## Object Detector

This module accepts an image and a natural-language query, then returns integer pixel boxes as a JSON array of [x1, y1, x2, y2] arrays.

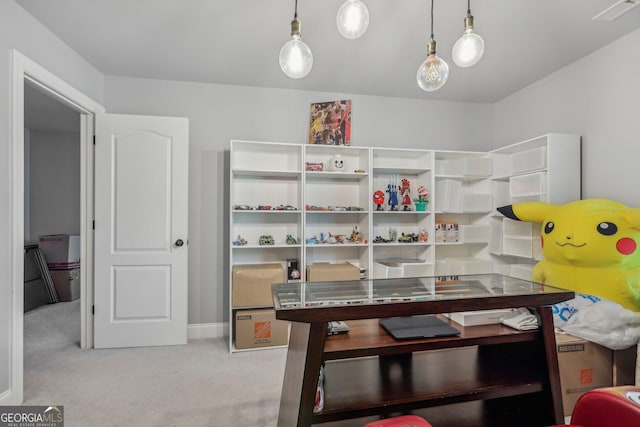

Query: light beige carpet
[[23, 301, 287, 426]]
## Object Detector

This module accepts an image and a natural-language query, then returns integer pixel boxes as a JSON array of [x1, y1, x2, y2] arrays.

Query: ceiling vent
[[593, 0, 640, 21]]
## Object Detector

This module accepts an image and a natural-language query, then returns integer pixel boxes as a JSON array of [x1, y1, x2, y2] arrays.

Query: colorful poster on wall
[[308, 99, 351, 145]]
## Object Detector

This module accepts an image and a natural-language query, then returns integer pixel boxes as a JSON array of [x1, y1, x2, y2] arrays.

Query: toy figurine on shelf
[[388, 227, 397, 242], [258, 235, 274, 245], [400, 178, 412, 211], [413, 185, 429, 211], [350, 225, 362, 243], [373, 190, 385, 211], [232, 235, 248, 246], [419, 228, 428, 242], [386, 174, 399, 211]]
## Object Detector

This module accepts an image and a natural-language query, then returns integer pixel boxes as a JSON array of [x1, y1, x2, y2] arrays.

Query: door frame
[[8, 50, 104, 404]]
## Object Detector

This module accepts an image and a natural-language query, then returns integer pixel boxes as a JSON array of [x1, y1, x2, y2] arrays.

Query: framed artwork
[[309, 99, 351, 145]]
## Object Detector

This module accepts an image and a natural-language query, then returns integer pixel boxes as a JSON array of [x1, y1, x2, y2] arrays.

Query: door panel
[[113, 132, 171, 250], [94, 113, 188, 349]]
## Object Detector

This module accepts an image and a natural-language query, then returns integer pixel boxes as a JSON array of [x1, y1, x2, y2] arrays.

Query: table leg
[[538, 305, 564, 423], [277, 321, 328, 427]]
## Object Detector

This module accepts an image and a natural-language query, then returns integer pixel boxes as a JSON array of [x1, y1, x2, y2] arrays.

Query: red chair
[[364, 415, 432, 427], [551, 386, 640, 427]]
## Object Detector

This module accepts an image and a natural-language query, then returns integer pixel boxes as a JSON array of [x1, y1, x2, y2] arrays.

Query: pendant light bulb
[[417, 1, 448, 92], [417, 39, 449, 92], [279, 3, 313, 79], [452, 2, 485, 67], [336, 0, 369, 40]]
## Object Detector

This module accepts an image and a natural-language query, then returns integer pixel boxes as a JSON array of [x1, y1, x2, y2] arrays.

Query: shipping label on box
[[235, 309, 288, 349], [38, 234, 80, 269]]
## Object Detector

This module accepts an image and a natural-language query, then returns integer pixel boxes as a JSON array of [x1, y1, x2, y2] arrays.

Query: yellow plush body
[[498, 199, 640, 311]]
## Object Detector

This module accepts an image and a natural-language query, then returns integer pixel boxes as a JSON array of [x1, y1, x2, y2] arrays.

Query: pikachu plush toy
[[498, 199, 640, 312]]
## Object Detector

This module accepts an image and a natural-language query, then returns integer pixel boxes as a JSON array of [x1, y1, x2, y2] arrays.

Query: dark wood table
[[273, 274, 574, 427]]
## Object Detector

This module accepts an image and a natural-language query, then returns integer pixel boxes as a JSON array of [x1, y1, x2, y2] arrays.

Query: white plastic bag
[[554, 295, 640, 350]]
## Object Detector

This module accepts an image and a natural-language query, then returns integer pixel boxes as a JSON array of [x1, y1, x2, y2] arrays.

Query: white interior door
[[94, 113, 189, 348]]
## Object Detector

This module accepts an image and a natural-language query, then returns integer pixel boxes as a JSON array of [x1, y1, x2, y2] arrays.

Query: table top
[[272, 274, 574, 323]]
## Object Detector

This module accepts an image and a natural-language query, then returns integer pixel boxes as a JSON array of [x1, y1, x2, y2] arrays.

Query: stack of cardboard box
[[232, 263, 288, 349]]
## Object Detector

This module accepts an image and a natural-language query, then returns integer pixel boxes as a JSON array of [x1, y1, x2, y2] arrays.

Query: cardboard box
[[232, 263, 285, 308], [556, 333, 637, 416], [50, 267, 80, 302], [38, 234, 80, 269], [234, 309, 288, 349], [444, 309, 515, 326], [435, 222, 459, 243], [306, 262, 360, 282]]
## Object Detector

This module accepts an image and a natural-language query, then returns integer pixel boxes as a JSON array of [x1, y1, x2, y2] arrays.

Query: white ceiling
[[16, 0, 640, 104]]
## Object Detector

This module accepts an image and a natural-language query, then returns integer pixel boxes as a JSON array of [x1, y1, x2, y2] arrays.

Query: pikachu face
[[498, 199, 640, 270]]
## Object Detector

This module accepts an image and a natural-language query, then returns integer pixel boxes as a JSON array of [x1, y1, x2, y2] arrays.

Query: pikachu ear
[[497, 202, 558, 223], [619, 208, 640, 230]]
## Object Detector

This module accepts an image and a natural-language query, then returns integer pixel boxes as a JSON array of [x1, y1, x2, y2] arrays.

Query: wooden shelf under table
[[316, 345, 547, 423], [322, 316, 538, 360]]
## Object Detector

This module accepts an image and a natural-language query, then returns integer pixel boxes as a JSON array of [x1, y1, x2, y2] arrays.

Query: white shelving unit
[[229, 140, 303, 352], [370, 148, 434, 278], [489, 133, 581, 279], [433, 150, 493, 276], [228, 134, 581, 350], [303, 145, 370, 272]]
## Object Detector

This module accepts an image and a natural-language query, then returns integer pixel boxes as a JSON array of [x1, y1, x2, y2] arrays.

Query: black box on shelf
[[287, 258, 301, 282]]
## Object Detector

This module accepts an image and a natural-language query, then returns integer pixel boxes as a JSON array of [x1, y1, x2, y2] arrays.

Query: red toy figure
[[373, 190, 385, 211], [400, 178, 412, 211]]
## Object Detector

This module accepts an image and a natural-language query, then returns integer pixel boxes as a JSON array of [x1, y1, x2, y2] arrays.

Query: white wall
[[8, 0, 637, 403], [493, 28, 640, 207], [0, 0, 103, 401], [26, 130, 81, 244], [103, 76, 494, 325]]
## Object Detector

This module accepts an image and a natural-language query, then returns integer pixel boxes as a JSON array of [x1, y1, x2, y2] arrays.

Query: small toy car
[[259, 235, 274, 245], [232, 235, 248, 246], [398, 233, 418, 243], [305, 162, 324, 171]]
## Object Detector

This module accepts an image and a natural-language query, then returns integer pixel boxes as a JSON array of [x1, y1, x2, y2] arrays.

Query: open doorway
[[8, 50, 105, 405], [23, 82, 82, 351]]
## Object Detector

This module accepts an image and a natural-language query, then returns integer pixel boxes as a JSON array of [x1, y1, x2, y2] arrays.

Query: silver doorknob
[[175, 239, 184, 247]]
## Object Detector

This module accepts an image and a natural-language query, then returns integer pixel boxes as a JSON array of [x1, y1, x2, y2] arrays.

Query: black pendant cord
[[467, 0, 471, 15], [430, 0, 434, 40], [294, 0, 298, 19]]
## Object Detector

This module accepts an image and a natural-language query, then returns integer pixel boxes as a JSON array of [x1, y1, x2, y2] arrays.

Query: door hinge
[[92, 305, 95, 315], [92, 220, 95, 230], [93, 135, 96, 145]]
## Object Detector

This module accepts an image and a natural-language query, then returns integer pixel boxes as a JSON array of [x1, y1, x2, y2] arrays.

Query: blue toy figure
[[386, 174, 399, 211]]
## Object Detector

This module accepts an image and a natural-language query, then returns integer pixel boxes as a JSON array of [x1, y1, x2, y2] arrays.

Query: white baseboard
[[0, 388, 17, 405], [188, 322, 228, 339]]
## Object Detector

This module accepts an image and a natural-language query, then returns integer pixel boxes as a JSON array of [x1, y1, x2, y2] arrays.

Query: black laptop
[[379, 315, 460, 340]]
